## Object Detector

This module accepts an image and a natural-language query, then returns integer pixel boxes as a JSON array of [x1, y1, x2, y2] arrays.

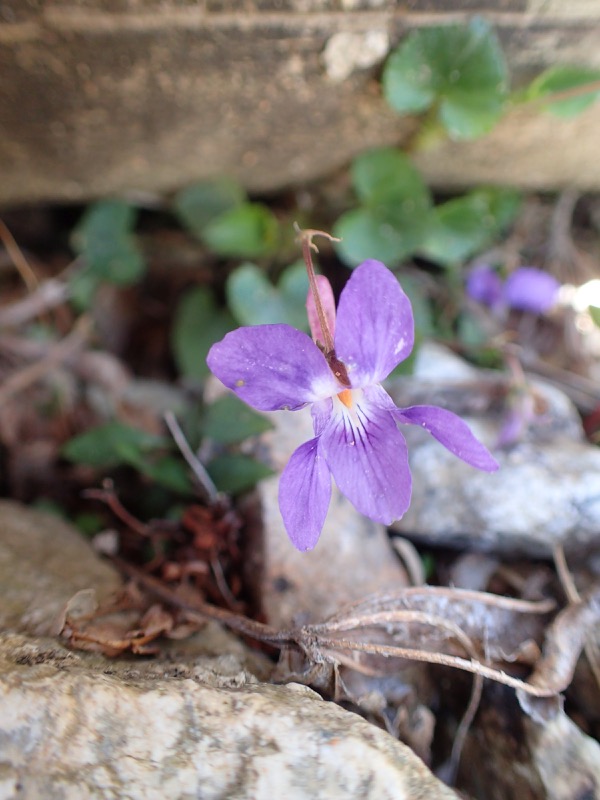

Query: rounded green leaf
[[383, 20, 508, 139], [207, 454, 273, 494], [352, 148, 430, 209], [71, 200, 145, 286], [226, 262, 309, 329], [383, 37, 436, 114], [420, 188, 521, 266], [171, 286, 235, 380], [334, 208, 413, 267], [203, 203, 279, 259], [277, 261, 311, 329], [61, 422, 166, 469], [525, 65, 600, 118], [173, 179, 245, 238], [439, 89, 506, 140], [202, 394, 273, 445]]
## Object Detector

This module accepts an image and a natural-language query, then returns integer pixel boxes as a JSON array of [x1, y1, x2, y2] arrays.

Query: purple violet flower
[[466, 265, 560, 315], [208, 259, 498, 551], [466, 265, 504, 310], [503, 267, 560, 314]]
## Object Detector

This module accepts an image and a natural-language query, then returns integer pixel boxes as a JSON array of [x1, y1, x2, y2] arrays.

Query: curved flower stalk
[[208, 259, 498, 551]]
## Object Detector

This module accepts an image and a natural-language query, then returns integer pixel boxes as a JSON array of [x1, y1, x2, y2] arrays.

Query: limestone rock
[[0, 632, 459, 800], [0, 500, 454, 799], [389, 344, 600, 557], [0, 499, 121, 636]]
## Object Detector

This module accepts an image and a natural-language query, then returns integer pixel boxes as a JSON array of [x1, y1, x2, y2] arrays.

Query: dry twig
[[0, 315, 93, 404]]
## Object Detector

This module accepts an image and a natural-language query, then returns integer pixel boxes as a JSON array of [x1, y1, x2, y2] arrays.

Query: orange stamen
[[338, 388, 353, 409]]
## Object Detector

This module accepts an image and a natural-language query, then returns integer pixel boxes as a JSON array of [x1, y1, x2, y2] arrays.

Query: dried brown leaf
[[524, 585, 600, 694]]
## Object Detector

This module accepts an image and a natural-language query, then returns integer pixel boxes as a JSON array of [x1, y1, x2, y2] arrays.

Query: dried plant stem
[[0, 315, 93, 404], [553, 544, 600, 694], [118, 561, 563, 699], [115, 559, 295, 648], [391, 536, 425, 586], [0, 218, 39, 292], [0, 279, 69, 328], [447, 673, 483, 785], [164, 410, 219, 505], [315, 637, 557, 697], [84, 481, 151, 538]]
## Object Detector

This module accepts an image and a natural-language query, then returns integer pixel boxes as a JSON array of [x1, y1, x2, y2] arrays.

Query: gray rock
[[0, 501, 458, 799], [389, 345, 600, 557], [0, 631, 460, 800], [0, 500, 122, 636]]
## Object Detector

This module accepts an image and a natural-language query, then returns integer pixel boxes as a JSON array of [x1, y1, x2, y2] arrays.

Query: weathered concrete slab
[[1, 1, 600, 205]]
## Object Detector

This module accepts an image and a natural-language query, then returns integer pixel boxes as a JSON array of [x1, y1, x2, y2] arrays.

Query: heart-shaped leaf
[[203, 203, 279, 259], [226, 261, 309, 329], [171, 286, 235, 380], [202, 394, 273, 445], [71, 200, 145, 288], [61, 422, 166, 469], [420, 188, 521, 266], [383, 20, 508, 139], [173, 179, 245, 237]]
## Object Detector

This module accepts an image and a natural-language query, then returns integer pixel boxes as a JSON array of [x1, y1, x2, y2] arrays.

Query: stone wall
[[1, 0, 599, 205]]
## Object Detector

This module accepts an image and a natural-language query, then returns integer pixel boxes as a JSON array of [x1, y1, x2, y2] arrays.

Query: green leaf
[[171, 286, 235, 381], [383, 20, 508, 139], [334, 208, 414, 267], [67, 269, 101, 311], [61, 422, 166, 469], [73, 512, 105, 537], [202, 203, 279, 259], [351, 148, 432, 223], [207, 454, 273, 494], [226, 261, 309, 329], [202, 394, 273, 444], [525, 65, 600, 118], [202, 394, 273, 445], [420, 188, 521, 266], [122, 450, 194, 495], [457, 311, 490, 349], [334, 149, 432, 267], [71, 200, 145, 286], [277, 261, 313, 326], [173, 179, 245, 237]]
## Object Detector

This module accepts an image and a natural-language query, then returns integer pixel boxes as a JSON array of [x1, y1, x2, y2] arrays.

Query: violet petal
[[207, 324, 339, 411], [394, 405, 499, 471], [278, 437, 332, 551], [311, 397, 334, 436], [334, 260, 414, 387], [503, 267, 560, 314], [306, 274, 336, 343], [320, 391, 412, 524]]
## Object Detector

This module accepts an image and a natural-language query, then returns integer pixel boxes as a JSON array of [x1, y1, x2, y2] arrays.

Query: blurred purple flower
[[466, 265, 560, 315], [503, 267, 560, 313], [466, 265, 504, 310], [208, 260, 498, 551]]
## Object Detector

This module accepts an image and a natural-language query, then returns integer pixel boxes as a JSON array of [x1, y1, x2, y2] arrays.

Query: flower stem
[[295, 224, 337, 353], [294, 225, 351, 387]]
